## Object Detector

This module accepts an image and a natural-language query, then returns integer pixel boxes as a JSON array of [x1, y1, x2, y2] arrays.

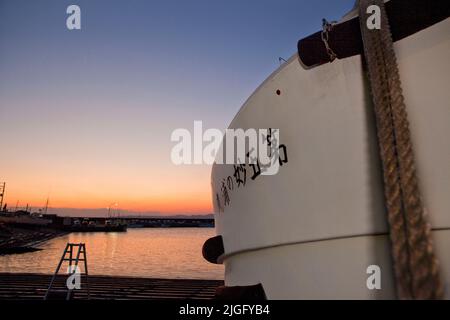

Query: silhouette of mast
[[0, 182, 5, 212], [44, 197, 49, 215]]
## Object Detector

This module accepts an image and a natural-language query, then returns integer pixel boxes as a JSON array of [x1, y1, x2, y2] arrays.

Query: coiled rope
[[358, 0, 443, 299]]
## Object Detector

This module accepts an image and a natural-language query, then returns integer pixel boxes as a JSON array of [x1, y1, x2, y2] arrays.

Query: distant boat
[[68, 218, 127, 232], [68, 223, 127, 233], [204, 0, 450, 299]]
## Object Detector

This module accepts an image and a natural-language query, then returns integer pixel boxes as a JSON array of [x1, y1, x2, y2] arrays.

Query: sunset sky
[[0, 0, 354, 214]]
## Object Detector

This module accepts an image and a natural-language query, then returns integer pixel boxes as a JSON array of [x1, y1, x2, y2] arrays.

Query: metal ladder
[[44, 243, 90, 300]]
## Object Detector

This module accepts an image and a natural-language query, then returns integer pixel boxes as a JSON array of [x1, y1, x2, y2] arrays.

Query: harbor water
[[0, 228, 224, 280]]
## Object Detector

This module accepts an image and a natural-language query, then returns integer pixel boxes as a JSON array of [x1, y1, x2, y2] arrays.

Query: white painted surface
[[211, 18, 450, 298], [224, 230, 450, 299]]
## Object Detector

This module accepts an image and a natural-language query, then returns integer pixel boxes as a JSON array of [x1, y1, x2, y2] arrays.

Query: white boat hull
[[210, 17, 450, 299]]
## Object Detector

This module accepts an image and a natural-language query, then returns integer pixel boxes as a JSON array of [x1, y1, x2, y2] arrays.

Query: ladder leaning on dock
[[44, 243, 90, 300]]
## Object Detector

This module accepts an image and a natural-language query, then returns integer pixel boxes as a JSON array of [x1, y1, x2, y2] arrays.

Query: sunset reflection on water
[[0, 228, 223, 280]]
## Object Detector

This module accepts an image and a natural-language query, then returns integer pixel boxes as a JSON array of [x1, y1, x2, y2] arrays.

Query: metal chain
[[321, 19, 338, 62]]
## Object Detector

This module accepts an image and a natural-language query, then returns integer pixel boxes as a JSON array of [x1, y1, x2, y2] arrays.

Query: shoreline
[[0, 224, 69, 255]]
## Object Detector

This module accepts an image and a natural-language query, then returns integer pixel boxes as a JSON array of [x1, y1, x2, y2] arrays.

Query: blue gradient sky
[[0, 0, 355, 213]]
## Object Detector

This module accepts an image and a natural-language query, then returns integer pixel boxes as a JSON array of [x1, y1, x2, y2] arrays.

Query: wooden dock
[[0, 273, 223, 300]]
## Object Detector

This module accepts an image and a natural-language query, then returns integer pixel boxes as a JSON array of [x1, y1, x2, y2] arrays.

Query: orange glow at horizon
[[0, 49, 223, 216], [3, 183, 213, 214], [1, 158, 214, 214]]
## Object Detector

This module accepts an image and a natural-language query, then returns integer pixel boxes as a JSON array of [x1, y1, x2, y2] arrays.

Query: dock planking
[[0, 273, 223, 300]]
